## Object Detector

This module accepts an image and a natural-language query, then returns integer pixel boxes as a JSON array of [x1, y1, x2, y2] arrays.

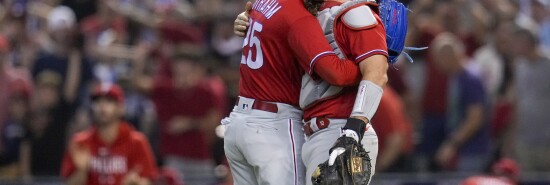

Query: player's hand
[[133, 42, 151, 63], [70, 144, 91, 171], [234, 1, 252, 37], [123, 167, 148, 185], [315, 133, 372, 184], [167, 116, 194, 135], [435, 142, 457, 170], [327, 117, 368, 165], [328, 129, 360, 166]]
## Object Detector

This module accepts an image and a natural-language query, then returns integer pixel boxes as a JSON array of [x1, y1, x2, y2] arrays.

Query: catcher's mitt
[[312, 136, 372, 185], [378, 0, 409, 64], [378, 0, 428, 63]]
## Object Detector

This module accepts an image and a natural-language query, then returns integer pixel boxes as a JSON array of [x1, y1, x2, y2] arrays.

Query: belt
[[236, 98, 279, 113], [304, 117, 331, 136]]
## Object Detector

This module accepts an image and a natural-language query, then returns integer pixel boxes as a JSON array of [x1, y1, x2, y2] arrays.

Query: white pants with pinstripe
[[223, 97, 306, 185]]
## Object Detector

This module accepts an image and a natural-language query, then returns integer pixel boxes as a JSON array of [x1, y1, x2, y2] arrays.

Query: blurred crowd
[[0, 0, 548, 184]]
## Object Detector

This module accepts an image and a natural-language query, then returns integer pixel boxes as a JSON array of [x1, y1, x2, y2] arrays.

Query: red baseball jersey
[[303, 1, 388, 120], [61, 123, 158, 185], [238, 0, 347, 106]]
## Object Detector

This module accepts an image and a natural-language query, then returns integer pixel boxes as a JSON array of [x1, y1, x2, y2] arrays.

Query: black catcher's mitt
[[312, 136, 372, 185]]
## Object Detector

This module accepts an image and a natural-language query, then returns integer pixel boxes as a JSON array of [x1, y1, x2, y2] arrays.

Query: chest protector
[[299, 0, 378, 109]]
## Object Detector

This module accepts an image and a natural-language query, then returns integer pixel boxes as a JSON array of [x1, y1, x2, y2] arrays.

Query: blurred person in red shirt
[[134, 50, 226, 185], [61, 84, 158, 185], [370, 87, 414, 172]]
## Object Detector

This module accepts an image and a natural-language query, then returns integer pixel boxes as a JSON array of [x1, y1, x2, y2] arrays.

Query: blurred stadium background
[[0, 0, 549, 184]]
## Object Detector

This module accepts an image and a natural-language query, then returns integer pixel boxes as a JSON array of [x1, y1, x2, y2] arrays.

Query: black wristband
[[343, 118, 367, 140]]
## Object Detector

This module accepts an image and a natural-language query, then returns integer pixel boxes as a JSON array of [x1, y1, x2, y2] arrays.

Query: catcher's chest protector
[[299, 0, 378, 109]]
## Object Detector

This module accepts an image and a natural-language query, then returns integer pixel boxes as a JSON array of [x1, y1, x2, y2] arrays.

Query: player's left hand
[[435, 142, 457, 169], [234, 1, 252, 37], [312, 132, 372, 185], [328, 129, 360, 165], [167, 117, 194, 135], [123, 167, 149, 185]]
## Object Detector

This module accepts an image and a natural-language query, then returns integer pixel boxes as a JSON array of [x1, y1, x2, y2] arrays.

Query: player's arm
[[234, 11, 362, 86], [125, 134, 158, 185], [340, 7, 389, 140], [63, 142, 91, 185], [287, 16, 362, 86], [342, 55, 388, 137], [131, 43, 154, 94]]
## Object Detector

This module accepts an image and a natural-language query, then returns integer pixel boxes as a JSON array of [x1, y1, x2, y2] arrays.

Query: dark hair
[[304, 0, 325, 16], [514, 28, 539, 47]]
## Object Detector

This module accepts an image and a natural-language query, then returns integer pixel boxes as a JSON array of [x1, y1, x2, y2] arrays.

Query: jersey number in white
[[241, 19, 264, 69]]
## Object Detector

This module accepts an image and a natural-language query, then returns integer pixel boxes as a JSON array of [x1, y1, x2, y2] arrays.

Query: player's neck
[[98, 121, 120, 145]]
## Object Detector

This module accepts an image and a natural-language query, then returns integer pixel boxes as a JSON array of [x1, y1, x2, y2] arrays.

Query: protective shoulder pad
[[341, 5, 377, 30]]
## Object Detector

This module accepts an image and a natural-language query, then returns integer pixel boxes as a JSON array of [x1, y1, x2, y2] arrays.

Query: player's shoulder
[[336, 1, 380, 30], [70, 129, 95, 144], [128, 129, 150, 145], [278, 0, 316, 21]]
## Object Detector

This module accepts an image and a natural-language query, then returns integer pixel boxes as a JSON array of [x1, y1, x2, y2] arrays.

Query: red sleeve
[[287, 16, 362, 86], [60, 150, 76, 179], [337, 11, 388, 63], [132, 134, 158, 179]]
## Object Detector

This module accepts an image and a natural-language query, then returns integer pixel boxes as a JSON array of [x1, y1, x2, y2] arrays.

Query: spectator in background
[[28, 70, 76, 176], [511, 28, 550, 172], [80, 0, 127, 61], [421, 33, 490, 172], [0, 80, 31, 180], [370, 87, 414, 172], [61, 84, 158, 185], [529, 0, 550, 50], [134, 51, 226, 185], [471, 19, 517, 163], [27, 6, 92, 177], [0, 34, 32, 133], [472, 19, 516, 103], [1, 0, 38, 69], [32, 5, 93, 103]]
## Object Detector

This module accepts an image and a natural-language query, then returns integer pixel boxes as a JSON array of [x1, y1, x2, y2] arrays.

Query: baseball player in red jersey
[[235, 0, 390, 184], [222, 0, 371, 184], [61, 84, 157, 185]]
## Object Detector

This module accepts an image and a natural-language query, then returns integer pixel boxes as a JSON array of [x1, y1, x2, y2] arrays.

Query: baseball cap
[[91, 83, 124, 104], [47, 6, 76, 31]]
